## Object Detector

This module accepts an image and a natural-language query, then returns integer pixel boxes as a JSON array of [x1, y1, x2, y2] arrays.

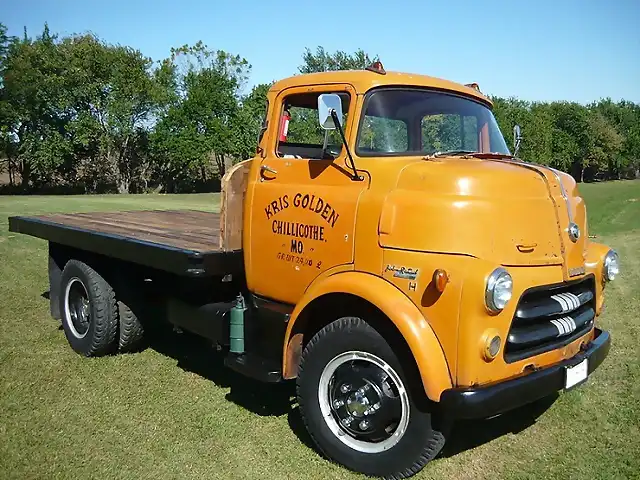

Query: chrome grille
[[505, 277, 596, 363]]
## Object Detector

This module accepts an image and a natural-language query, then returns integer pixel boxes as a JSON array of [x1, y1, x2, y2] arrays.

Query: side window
[[358, 116, 408, 153], [421, 114, 478, 153], [277, 92, 349, 159]]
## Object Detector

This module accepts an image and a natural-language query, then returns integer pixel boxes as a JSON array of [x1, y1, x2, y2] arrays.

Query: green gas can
[[229, 293, 246, 354]]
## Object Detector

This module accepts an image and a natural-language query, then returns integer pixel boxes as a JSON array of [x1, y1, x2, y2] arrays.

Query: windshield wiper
[[426, 150, 476, 159], [426, 150, 515, 160]]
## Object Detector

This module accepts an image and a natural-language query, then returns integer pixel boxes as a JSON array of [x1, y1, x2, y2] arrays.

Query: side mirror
[[318, 94, 343, 130], [513, 124, 523, 157]]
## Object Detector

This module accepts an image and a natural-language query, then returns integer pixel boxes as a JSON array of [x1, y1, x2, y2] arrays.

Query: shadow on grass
[[145, 325, 317, 450], [43, 289, 555, 460], [145, 324, 557, 457], [439, 394, 558, 458]]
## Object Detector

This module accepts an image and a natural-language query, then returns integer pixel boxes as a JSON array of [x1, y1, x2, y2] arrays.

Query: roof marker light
[[365, 61, 386, 75]]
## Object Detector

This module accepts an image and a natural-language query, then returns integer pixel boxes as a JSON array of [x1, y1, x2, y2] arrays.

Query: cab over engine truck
[[9, 62, 617, 479]]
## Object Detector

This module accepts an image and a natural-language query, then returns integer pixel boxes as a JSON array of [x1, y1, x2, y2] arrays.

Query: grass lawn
[[1, 181, 639, 479]]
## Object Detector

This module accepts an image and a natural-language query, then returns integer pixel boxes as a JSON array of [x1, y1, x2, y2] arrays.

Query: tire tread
[[297, 316, 446, 479], [117, 300, 145, 352], [61, 259, 118, 356]]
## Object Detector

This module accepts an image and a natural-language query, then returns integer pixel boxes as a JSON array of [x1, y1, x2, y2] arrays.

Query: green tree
[[291, 47, 379, 147], [0, 23, 17, 184], [592, 98, 640, 179], [299, 46, 377, 73], [151, 66, 241, 191], [1, 26, 172, 192], [0, 24, 71, 188], [169, 41, 250, 97], [234, 82, 271, 159]]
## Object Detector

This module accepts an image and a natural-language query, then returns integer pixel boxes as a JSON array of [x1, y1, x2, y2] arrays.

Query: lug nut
[[340, 384, 351, 393], [333, 399, 344, 409], [359, 419, 370, 430], [357, 384, 370, 395], [341, 416, 353, 426]]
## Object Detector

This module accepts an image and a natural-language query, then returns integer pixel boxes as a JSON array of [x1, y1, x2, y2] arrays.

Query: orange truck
[[9, 62, 617, 479]]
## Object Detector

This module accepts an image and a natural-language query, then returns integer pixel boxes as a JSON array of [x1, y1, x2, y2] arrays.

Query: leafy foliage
[[0, 24, 638, 193], [299, 46, 377, 74], [491, 97, 640, 181]]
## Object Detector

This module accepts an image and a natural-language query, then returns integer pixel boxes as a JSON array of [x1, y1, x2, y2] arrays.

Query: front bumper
[[440, 328, 611, 419]]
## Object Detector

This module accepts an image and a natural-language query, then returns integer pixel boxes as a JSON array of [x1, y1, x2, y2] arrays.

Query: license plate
[[565, 358, 588, 389]]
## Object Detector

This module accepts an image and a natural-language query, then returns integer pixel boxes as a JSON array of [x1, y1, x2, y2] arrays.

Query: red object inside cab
[[279, 109, 291, 142]]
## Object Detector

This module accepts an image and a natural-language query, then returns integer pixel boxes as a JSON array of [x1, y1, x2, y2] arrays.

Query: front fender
[[585, 240, 611, 315], [283, 271, 453, 401]]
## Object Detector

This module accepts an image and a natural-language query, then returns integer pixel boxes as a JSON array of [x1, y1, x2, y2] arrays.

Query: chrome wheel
[[318, 351, 410, 453], [64, 277, 91, 339]]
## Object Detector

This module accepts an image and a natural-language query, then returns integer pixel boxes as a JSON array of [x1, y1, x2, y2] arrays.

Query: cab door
[[245, 84, 368, 305]]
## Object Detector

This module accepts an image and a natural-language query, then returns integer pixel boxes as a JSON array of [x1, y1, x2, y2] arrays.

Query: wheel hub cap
[[346, 388, 370, 417], [64, 277, 91, 339], [318, 351, 410, 453]]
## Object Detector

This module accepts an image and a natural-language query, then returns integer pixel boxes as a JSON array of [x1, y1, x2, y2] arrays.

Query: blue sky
[[3, 0, 639, 103]]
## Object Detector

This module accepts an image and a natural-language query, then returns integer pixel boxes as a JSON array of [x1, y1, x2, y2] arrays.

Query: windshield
[[356, 88, 510, 156]]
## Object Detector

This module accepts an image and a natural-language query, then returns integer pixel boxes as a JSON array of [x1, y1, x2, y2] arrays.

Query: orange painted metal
[[240, 68, 613, 400]]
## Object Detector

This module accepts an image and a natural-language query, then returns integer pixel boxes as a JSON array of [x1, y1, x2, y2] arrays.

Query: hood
[[378, 157, 586, 276]]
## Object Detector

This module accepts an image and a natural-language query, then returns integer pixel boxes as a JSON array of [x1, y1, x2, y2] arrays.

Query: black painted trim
[[9, 215, 243, 277], [516, 290, 594, 320], [250, 293, 294, 316], [48, 244, 62, 320], [239, 293, 292, 373], [440, 328, 611, 419], [224, 352, 282, 382], [507, 306, 595, 352], [504, 275, 596, 363]]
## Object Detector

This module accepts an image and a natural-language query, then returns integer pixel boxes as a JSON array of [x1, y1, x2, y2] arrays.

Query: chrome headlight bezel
[[604, 249, 619, 282], [485, 267, 513, 313]]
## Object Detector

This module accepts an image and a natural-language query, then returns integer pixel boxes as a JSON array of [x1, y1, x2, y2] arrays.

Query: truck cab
[[9, 63, 616, 479]]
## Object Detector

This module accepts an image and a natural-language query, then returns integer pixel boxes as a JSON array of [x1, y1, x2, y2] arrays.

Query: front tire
[[59, 259, 118, 357], [297, 317, 446, 479]]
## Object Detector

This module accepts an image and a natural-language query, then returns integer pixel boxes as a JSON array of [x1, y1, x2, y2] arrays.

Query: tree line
[[1, 23, 638, 194]]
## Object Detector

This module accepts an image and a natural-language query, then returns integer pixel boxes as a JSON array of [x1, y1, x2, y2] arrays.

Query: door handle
[[261, 164, 278, 175]]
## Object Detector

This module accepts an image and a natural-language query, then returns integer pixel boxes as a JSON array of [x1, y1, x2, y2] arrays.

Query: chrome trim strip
[[546, 167, 574, 224]]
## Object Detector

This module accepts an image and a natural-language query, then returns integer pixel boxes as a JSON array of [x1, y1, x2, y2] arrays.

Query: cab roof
[[268, 69, 491, 106]]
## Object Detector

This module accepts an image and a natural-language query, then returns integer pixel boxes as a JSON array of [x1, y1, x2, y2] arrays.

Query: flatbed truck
[[9, 62, 616, 479]]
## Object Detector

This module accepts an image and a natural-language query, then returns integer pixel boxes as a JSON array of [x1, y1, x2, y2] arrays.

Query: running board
[[224, 352, 282, 383]]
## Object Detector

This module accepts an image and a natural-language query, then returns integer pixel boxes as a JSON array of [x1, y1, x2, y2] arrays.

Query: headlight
[[485, 267, 513, 313], [604, 249, 619, 281]]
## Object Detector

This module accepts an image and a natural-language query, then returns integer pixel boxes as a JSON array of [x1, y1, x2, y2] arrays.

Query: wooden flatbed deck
[[8, 210, 243, 277]]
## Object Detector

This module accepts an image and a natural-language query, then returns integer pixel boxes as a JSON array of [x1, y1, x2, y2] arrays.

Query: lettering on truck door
[[247, 84, 368, 304]]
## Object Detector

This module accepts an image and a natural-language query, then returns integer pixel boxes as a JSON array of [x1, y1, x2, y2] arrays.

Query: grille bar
[[515, 290, 593, 320], [505, 276, 595, 363], [508, 306, 595, 350]]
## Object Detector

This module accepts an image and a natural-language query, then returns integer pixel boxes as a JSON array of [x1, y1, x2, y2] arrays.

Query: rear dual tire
[[297, 316, 446, 479], [59, 259, 144, 356]]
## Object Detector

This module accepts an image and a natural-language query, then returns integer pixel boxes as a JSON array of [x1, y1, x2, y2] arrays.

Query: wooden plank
[[8, 214, 244, 277], [219, 160, 251, 251], [54, 213, 218, 244], [29, 210, 222, 253]]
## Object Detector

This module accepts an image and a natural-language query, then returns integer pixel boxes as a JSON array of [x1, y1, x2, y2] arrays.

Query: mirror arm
[[330, 109, 362, 181]]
